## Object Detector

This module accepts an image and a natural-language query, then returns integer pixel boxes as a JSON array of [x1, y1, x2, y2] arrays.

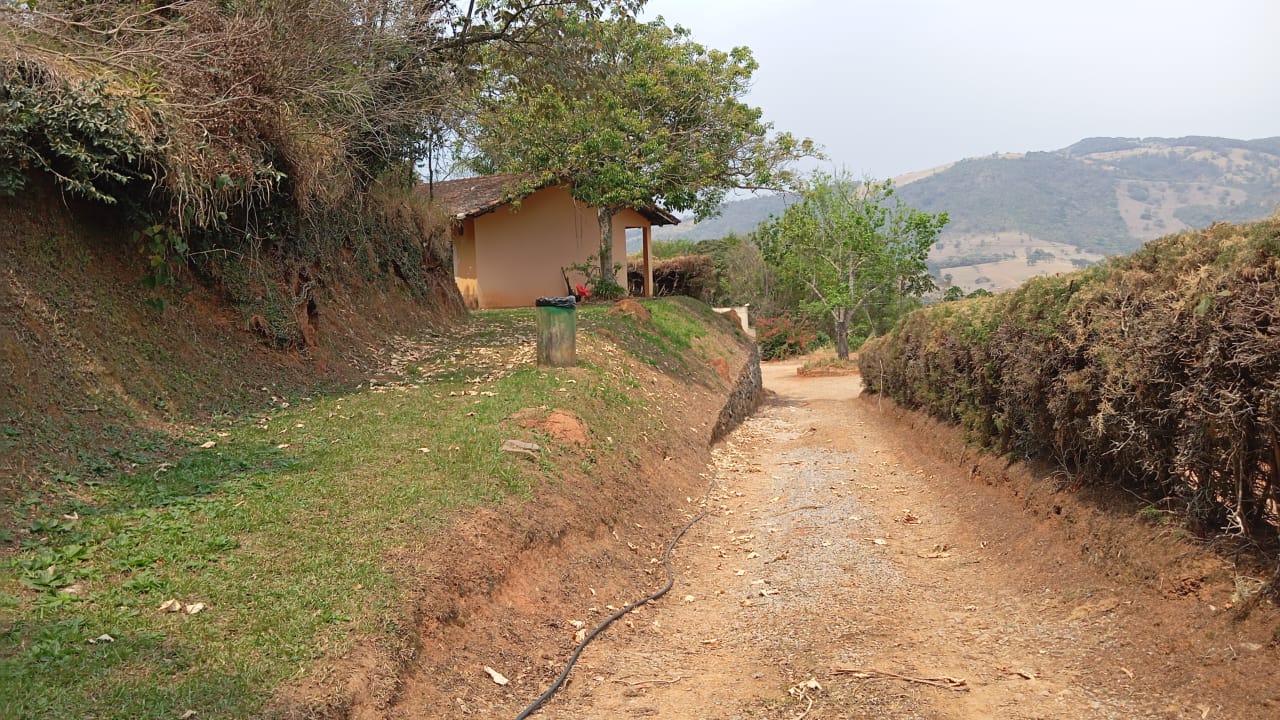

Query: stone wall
[[712, 346, 763, 442]]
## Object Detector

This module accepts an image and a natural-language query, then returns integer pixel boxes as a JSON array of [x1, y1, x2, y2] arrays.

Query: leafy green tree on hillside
[[648, 238, 703, 260], [758, 172, 948, 359], [464, 16, 814, 293]]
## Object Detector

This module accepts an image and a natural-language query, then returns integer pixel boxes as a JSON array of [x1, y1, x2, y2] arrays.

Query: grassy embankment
[[1, 298, 746, 720], [861, 218, 1280, 550]]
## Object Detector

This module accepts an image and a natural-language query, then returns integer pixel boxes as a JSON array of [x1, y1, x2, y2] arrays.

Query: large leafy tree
[[758, 172, 948, 359], [464, 16, 813, 290]]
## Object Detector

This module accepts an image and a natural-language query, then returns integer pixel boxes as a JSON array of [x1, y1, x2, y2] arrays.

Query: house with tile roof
[[422, 173, 679, 309]]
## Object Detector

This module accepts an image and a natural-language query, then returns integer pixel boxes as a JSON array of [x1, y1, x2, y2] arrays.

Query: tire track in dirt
[[523, 361, 1278, 719]]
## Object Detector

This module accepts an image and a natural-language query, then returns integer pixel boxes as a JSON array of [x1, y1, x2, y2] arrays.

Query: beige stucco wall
[[464, 185, 652, 309], [614, 208, 650, 248]]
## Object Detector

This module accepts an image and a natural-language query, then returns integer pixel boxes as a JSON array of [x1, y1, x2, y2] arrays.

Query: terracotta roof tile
[[417, 173, 543, 219], [418, 174, 679, 226]]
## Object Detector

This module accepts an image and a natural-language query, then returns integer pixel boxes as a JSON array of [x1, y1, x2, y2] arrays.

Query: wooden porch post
[[642, 225, 654, 298]]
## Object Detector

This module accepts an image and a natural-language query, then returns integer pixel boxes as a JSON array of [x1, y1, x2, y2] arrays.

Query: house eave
[[638, 206, 681, 226]]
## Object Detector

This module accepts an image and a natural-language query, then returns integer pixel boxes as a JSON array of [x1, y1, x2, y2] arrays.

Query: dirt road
[[519, 361, 1278, 719]]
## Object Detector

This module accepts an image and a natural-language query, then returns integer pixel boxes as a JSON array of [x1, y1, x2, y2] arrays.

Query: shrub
[[649, 238, 701, 259], [797, 356, 858, 376], [860, 218, 1280, 546], [566, 254, 625, 300], [626, 254, 717, 302], [0, 66, 158, 203], [1, 1, 498, 230], [1025, 248, 1056, 265], [756, 315, 820, 360]]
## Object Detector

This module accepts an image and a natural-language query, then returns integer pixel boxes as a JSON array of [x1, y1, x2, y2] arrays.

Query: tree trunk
[[834, 309, 850, 360], [597, 205, 616, 291]]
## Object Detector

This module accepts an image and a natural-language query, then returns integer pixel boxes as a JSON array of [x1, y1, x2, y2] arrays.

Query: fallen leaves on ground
[[788, 677, 823, 698], [919, 543, 952, 559], [1066, 596, 1121, 621], [834, 667, 969, 692], [158, 599, 208, 615]]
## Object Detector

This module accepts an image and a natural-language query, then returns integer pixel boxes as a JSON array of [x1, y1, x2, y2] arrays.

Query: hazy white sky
[[641, 0, 1280, 179]]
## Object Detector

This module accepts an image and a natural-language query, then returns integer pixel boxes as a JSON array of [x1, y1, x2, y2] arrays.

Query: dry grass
[[933, 232, 1106, 292], [4, 1, 466, 229], [796, 356, 859, 377]]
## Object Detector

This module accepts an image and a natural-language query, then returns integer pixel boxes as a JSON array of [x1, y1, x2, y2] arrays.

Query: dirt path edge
[[269, 351, 763, 719], [861, 394, 1244, 595]]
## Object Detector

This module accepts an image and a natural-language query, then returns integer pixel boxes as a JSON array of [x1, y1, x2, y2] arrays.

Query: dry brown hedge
[[627, 254, 717, 302], [860, 218, 1280, 543]]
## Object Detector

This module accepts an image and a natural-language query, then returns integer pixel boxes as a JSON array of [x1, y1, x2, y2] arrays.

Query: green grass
[[0, 299, 735, 720], [575, 297, 729, 382], [645, 299, 707, 350]]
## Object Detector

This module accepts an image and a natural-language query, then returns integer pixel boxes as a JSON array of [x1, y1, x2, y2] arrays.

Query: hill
[[900, 136, 1280, 253], [648, 192, 795, 244], [654, 136, 1280, 291]]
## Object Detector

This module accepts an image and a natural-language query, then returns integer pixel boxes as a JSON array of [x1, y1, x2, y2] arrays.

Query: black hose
[[513, 481, 715, 719]]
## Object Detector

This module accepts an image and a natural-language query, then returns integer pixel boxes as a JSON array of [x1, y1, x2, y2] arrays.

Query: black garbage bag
[[535, 296, 577, 309]]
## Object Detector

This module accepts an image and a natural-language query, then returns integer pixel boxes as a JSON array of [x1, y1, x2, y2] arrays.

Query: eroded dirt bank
[[407, 360, 1280, 719]]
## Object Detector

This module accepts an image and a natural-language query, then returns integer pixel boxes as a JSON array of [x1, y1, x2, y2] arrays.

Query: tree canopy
[[463, 15, 814, 289], [758, 172, 948, 359], [2, 1, 813, 315]]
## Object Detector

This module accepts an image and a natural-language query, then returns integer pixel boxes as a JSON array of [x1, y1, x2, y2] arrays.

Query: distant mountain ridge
[[899, 135, 1280, 256], [656, 136, 1280, 255], [651, 192, 794, 243]]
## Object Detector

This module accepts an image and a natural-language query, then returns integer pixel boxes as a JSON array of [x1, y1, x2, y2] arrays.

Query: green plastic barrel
[[535, 296, 576, 367]]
